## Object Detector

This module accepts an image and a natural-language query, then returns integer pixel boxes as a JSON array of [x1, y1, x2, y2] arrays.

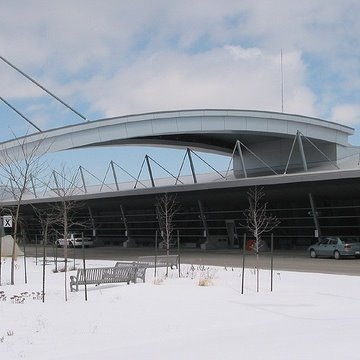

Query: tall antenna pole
[[281, 49, 284, 113], [0, 55, 87, 121]]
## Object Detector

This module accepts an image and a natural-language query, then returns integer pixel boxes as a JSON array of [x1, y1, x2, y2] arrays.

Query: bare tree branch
[[156, 193, 179, 275], [48, 165, 91, 301], [0, 133, 49, 285], [242, 186, 280, 292]]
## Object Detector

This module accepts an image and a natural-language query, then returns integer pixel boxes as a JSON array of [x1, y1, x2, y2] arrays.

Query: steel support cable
[[99, 163, 111, 192], [1, 174, 39, 200], [284, 133, 298, 174], [189, 149, 227, 179], [175, 150, 188, 185], [0, 55, 87, 121], [111, 161, 147, 188], [79, 166, 87, 193], [225, 142, 237, 178], [146, 155, 184, 184], [52, 168, 85, 194], [134, 158, 146, 189], [26, 172, 66, 198], [0, 96, 42, 132], [41, 175, 54, 197], [25, 172, 70, 198], [299, 131, 340, 170], [238, 141, 278, 175], [78, 164, 113, 192], [29, 174, 37, 198]]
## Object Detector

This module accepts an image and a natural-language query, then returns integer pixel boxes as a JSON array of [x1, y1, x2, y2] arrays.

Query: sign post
[[3, 215, 13, 228], [0, 216, 11, 285]]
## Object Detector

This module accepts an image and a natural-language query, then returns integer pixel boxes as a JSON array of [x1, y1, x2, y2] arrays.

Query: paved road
[[24, 245, 360, 276]]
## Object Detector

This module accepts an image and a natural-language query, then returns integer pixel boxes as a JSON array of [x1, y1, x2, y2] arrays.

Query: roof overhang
[[0, 109, 354, 158]]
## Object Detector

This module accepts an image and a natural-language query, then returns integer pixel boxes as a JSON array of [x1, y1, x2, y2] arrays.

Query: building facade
[[1, 109, 359, 249]]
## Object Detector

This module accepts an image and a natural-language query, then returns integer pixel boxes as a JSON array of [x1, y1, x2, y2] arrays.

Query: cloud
[[0, 0, 359, 135], [330, 104, 360, 126], [224, 46, 263, 60], [83, 47, 317, 120], [0, 65, 44, 99]]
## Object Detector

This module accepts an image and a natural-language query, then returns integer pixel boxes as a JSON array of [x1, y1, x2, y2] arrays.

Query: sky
[[0, 0, 359, 179]]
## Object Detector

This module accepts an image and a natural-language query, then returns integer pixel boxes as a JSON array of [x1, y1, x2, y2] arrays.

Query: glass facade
[[19, 176, 360, 249]]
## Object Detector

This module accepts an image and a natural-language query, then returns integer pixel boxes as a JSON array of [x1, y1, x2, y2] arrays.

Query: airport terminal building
[[1, 109, 360, 249]]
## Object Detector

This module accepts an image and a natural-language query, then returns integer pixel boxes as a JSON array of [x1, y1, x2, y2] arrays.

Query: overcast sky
[[0, 1, 359, 178]]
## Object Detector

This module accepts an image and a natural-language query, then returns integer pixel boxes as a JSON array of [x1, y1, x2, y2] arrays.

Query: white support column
[[297, 131, 308, 172], [79, 166, 87, 194], [309, 193, 321, 238], [110, 161, 119, 191], [236, 140, 247, 178], [187, 149, 197, 184], [145, 155, 155, 187]]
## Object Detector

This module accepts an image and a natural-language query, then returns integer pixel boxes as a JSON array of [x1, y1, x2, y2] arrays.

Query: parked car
[[308, 237, 360, 259], [55, 233, 95, 248]]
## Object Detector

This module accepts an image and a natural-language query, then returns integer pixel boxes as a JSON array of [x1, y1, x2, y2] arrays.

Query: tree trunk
[[63, 202, 68, 301], [256, 250, 259, 293], [11, 210, 20, 285], [42, 223, 48, 303]]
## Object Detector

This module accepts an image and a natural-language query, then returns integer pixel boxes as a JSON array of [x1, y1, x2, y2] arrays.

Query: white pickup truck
[[55, 233, 95, 248]]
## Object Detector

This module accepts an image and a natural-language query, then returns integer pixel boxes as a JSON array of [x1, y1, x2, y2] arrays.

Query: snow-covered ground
[[1, 257, 359, 360]]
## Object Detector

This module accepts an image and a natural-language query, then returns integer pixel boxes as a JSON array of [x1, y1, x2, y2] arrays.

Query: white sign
[[3, 215, 13, 228]]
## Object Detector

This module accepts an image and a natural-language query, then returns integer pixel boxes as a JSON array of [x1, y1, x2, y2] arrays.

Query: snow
[[1, 257, 359, 360]]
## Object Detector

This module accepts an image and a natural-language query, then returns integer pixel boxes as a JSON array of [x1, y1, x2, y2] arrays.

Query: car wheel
[[310, 249, 317, 258], [334, 250, 341, 260]]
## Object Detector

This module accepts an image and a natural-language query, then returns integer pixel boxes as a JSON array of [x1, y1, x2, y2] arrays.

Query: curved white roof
[[0, 109, 354, 157]]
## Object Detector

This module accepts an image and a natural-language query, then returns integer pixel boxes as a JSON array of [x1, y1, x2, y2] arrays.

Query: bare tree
[[32, 206, 58, 302], [50, 166, 89, 301], [156, 193, 179, 275], [0, 134, 48, 285], [243, 186, 279, 292]]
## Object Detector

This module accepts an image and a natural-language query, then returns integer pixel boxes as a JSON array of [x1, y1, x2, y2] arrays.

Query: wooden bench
[[70, 265, 136, 292], [137, 255, 179, 269]]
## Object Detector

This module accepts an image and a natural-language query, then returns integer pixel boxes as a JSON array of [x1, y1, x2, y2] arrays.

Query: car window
[[341, 237, 359, 244], [319, 239, 328, 245], [328, 239, 338, 245]]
